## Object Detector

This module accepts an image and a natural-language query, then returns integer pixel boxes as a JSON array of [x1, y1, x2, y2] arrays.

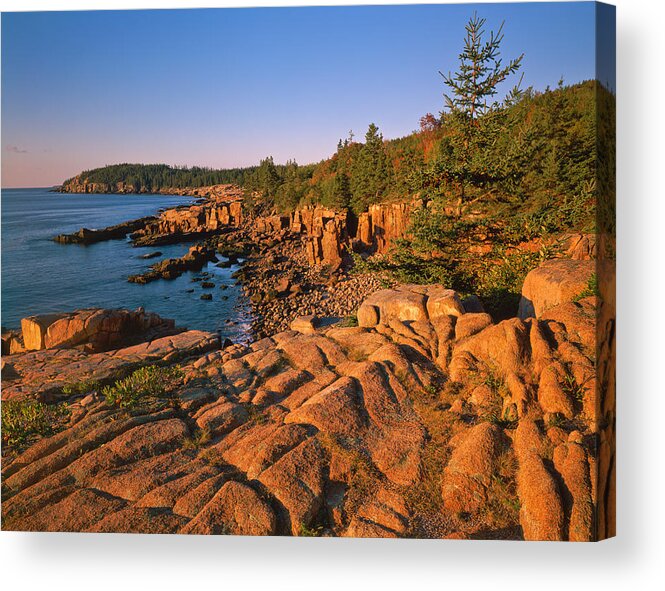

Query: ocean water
[[1, 188, 252, 342]]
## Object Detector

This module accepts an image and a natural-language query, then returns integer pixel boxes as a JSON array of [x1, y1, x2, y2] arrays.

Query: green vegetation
[[62, 379, 100, 398], [561, 366, 587, 406], [73, 75, 607, 223], [243, 403, 269, 425], [64, 163, 258, 192], [546, 413, 567, 429], [483, 450, 521, 530], [477, 371, 518, 429], [338, 313, 358, 328], [102, 365, 183, 409], [1, 399, 70, 448], [349, 123, 392, 213], [298, 523, 325, 537], [482, 371, 509, 397], [346, 14, 610, 317], [437, 12, 524, 214], [574, 272, 599, 302]]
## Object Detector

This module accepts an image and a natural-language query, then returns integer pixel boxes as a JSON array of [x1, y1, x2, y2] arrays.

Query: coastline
[[0, 188, 250, 340], [2, 182, 615, 541], [49, 182, 399, 340]]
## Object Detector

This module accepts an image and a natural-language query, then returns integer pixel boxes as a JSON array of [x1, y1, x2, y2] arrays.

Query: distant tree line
[[64, 163, 260, 193]]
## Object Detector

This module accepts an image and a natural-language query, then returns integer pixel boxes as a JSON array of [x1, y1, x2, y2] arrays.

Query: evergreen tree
[[438, 12, 524, 213], [350, 123, 391, 214], [257, 156, 281, 200], [332, 172, 352, 209]]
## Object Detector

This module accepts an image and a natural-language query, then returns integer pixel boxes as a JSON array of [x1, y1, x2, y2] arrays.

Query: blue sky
[[1, 2, 611, 187]]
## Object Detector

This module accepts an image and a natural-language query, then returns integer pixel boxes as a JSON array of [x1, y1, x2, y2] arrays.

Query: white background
[[1, 0, 663, 588]]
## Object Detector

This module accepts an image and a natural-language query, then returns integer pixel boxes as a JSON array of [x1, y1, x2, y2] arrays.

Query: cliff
[[54, 183, 416, 270], [250, 200, 418, 269], [130, 197, 244, 247], [56, 174, 245, 199]]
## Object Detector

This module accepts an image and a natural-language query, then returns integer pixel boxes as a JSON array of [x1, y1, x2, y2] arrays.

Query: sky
[[1, 2, 613, 188]]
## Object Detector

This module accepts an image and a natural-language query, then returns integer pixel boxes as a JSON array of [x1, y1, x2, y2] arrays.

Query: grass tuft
[[298, 523, 325, 537], [183, 427, 211, 450], [573, 273, 599, 302]]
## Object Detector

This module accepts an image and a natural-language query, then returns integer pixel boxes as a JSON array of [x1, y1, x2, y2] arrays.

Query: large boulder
[[357, 285, 464, 328], [2, 329, 26, 355], [518, 259, 595, 319], [19, 308, 179, 353], [21, 313, 69, 351]]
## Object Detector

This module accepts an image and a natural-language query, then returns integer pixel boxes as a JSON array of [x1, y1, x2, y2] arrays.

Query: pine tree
[[350, 123, 391, 214], [438, 12, 523, 214], [258, 156, 281, 200], [333, 172, 351, 209]]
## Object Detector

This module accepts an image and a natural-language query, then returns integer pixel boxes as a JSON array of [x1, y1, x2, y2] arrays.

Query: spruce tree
[[439, 12, 523, 214], [333, 172, 351, 209], [350, 123, 391, 214], [258, 156, 281, 200]]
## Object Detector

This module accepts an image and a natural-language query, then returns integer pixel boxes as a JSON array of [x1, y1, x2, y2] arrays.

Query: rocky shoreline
[[1, 268, 615, 540], [215, 227, 391, 338], [1, 183, 615, 540], [51, 184, 405, 340], [50, 183, 600, 342]]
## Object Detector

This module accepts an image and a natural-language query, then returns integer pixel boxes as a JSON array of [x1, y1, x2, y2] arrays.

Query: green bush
[[2, 399, 69, 447], [62, 379, 100, 398], [473, 249, 541, 319], [103, 365, 183, 409]]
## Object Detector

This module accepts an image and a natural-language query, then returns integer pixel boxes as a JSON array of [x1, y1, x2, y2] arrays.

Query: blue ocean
[[1, 188, 251, 342]]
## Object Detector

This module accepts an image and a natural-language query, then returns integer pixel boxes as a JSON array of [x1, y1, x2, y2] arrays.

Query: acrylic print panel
[[1, 2, 615, 541]]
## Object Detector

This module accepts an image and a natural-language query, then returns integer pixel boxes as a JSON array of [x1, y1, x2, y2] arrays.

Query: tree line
[[64, 163, 259, 192]]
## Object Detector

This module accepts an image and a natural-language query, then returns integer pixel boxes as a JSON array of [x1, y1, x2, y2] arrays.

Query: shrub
[[338, 313, 358, 328], [561, 366, 587, 405], [472, 248, 541, 319], [62, 379, 100, 398], [2, 399, 69, 447], [103, 365, 183, 409]]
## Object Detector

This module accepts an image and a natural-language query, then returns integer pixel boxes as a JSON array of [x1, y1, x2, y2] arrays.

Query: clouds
[[5, 145, 28, 154]]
